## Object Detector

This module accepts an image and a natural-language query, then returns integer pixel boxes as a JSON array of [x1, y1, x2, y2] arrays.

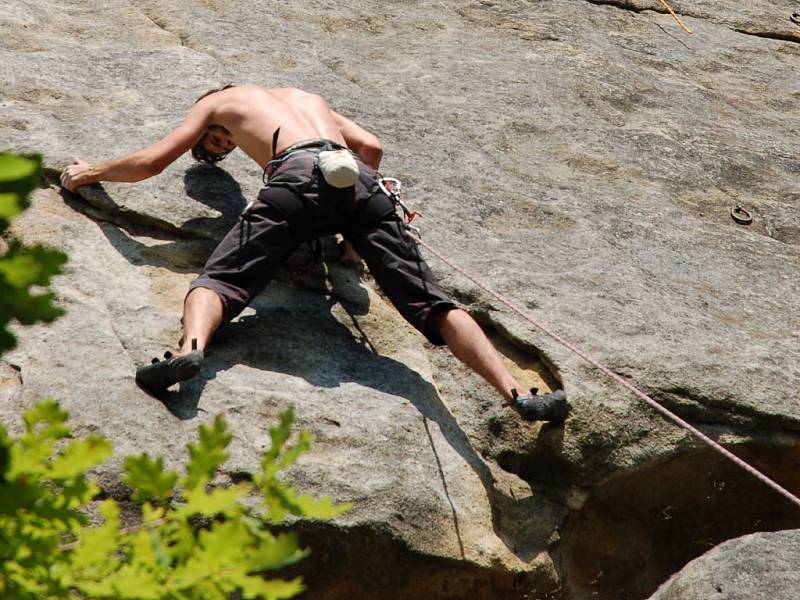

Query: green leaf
[[0, 153, 39, 187], [0, 425, 11, 482], [8, 400, 71, 479], [70, 577, 117, 597], [175, 485, 244, 519], [232, 575, 304, 600], [0, 153, 63, 356], [246, 531, 308, 572], [0, 244, 67, 289], [141, 501, 165, 525], [289, 492, 350, 519], [0, 193, 23, 222], [184, 415, 231, 490], [4, 560, 52, 597], [167, 521, 249, 590], [49, 435, 112, 480], [149, 527, 172, 571], [263, 480, 350, 522], [128, 528, 160, 571], [0, 328, 15, 356], [23, 492, 88, 532], [59, 475, 101, 509], [22, 399, 69, 437], [9, 443, 54, 478], [123, 454, 178, 502], [263, 408, 295, 466], [68, 499, 120, 575], [2, 288, 66, 326], [0, 154, 40, 228], [0, 241, 67, 354], [276, 430, 312, 471], [199, 520, 250, 562], [0, 395, 333, 600], [110, 563, 164, 600], [165, 520, 195, 564]]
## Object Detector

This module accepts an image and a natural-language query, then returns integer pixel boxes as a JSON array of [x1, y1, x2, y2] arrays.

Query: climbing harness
[[256, 130, 341, 275], [730, 205, 753, 225], [383, 176, 800, 510]]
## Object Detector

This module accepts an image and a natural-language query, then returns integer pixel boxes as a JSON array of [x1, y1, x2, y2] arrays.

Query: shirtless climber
[[60, 84, 568, 422]]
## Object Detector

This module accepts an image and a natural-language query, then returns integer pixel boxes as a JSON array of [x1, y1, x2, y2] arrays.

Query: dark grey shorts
[[189, 144, 456, 345]]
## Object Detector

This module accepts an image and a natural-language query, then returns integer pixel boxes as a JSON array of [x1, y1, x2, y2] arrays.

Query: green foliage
[[0, 401, 110, 598], [185, 414, 232, 490], [0, 152, 68, 354], [0, 151, 348, 598], [258, 408, 346, 524], [123, 454, 179, 503], [0, 401, 349, 599]]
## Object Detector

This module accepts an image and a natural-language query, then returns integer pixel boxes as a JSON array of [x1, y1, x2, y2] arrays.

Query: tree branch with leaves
[[0, 154, 347, 599]]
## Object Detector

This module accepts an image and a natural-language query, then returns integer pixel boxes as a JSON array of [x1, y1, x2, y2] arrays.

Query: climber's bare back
[[59, 84, 382, 193], [198, 85, 348, 168]]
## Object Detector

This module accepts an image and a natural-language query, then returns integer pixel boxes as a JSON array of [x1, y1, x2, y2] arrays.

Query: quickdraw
[[378, 177, 422, 237]]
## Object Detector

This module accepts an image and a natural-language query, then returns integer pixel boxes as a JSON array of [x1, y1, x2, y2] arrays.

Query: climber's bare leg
[[429, 308, 520, 403], [179, 287, 224, 355]]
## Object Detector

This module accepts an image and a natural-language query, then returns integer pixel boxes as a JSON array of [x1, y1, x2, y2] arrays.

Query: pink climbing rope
[[411, 233, 800, 510]]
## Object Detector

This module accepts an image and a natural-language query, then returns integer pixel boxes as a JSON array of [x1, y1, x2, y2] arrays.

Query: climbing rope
[[381, 178, 800, 510], [658, 0, 693, 34]]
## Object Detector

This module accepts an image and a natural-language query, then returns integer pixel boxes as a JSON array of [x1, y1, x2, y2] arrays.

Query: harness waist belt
[[273, 138, 347, 162]]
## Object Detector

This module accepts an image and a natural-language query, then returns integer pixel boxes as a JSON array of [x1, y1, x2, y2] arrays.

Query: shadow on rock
[[61, 169, 559, 560], [180, 163, 247, 238], [58, 163, 250, 273], [175, 263, 557, 560]]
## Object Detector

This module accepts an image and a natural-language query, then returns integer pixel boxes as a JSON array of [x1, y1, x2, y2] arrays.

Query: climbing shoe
[[135, 339, 204, 394], [512, 387, 570, 424]]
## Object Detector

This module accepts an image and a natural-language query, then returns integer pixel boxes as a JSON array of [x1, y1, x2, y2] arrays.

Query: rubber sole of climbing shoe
[[135, 350, 204, 394], [513, 389, 570, 424]]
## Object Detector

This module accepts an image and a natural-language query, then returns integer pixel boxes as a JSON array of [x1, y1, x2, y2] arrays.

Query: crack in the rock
[[584, 0, 648, 14], [222, 470, 254, 484], [108, 316, 135, 364], [654, 387, 800, 434], [586, 0, 800, 45], [583, 0, 697, 20], [734, 28, 800, 45], [43, 171, 211, 243], [7, 362, 23, 388], [141, 8, 187, 48]]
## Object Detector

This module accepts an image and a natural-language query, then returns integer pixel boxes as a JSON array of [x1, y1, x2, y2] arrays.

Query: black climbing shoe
[[135, 340, 204, 394], [512, 387, 570, 424]]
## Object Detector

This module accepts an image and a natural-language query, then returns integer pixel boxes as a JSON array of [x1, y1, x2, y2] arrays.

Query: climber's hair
[[194, 84, 235, 105]]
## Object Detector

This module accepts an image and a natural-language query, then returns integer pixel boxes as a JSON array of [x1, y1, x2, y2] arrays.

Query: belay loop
[[378, 177, 422, 236]]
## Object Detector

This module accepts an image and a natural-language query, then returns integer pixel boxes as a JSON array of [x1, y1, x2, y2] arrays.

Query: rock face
[[648, 529, 800, 600], [2, 1, 799, 598]]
